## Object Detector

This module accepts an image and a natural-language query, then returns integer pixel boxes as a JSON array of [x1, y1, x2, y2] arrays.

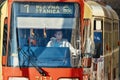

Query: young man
[[47, 30, 77, 55]]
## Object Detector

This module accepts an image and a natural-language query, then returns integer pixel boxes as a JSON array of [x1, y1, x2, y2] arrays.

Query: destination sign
[[18, 3, 75, 16]]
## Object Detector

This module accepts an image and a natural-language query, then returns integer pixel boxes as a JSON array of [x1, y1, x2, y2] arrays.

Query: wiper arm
[[18, 48, 47, 76]]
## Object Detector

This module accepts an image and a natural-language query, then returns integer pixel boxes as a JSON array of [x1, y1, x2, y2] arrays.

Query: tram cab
[[0, 0, 84, 80]]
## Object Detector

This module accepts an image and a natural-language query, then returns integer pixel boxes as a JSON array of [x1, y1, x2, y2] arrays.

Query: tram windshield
[[10, 2, 80, 67]]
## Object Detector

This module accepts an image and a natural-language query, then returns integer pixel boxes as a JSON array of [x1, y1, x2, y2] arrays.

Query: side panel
[[0, 1, 8, 80], [2, 67, 83, 80], [112, 21, 119, 80], [103, 19, 113, 80]]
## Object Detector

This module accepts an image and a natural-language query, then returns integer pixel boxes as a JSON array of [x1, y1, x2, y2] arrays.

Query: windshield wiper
[[18, 48, 48, 76]]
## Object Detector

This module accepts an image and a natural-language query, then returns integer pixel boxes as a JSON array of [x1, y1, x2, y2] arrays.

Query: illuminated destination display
[[19, 3, 75, 16]]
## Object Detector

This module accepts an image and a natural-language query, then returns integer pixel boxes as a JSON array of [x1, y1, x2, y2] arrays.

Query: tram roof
[[86, 1, 119, 20], [105, 5, 119, 20], [86, 1, 105, 17], [84, 2, 92, 19]]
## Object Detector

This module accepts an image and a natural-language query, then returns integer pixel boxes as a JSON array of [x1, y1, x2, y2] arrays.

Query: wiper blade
[[19, 48, 47, 76]]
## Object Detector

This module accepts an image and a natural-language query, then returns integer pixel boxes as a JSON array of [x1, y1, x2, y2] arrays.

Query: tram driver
[[46, 30, 78, 56]]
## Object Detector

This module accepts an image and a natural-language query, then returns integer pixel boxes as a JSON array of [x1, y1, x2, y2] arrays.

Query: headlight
[[9, 77, 28, 80], [59, 78, 79, 80]]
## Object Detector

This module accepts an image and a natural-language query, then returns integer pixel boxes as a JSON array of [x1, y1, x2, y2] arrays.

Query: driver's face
[[55, 31, 62, 40]]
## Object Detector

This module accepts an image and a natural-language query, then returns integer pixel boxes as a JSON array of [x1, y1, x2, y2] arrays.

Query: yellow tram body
[[0, 1, 8, 80], [84, 1, 119, 80]]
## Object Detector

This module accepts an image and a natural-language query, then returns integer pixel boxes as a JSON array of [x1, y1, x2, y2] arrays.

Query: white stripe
[[17, 17, 76, 29]]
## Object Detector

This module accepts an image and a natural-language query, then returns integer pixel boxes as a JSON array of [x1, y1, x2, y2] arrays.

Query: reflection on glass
[[11, 2, 80, 67]]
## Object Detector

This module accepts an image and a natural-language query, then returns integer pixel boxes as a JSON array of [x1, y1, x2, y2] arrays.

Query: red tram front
[[1, 0, 84, 80]]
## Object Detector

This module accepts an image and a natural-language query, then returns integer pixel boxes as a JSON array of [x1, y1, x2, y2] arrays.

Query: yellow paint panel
[[84, 2, 92, 19], [0, 1, 8, 80]]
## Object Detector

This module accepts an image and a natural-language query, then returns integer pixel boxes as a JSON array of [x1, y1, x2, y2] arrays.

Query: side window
[[83, 19, 92, 53], [104, 21, 112, 53], [94, 20, 102, 30], [71, 18, 80, 49], [2, 17, 8, 56], [94, 20, 103, 58]]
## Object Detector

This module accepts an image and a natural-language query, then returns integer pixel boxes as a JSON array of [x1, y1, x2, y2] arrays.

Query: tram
[[83, 1, 120, 80], [0, 0, 84, 80]]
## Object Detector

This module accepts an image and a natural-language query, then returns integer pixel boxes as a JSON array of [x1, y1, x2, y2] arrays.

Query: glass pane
[[11, 2, 80, 67], [17, 29, 73, 47], [17, 29, 75, 67]]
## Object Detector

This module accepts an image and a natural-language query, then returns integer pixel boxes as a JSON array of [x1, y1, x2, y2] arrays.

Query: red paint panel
[[3, 67, 83, 80]]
